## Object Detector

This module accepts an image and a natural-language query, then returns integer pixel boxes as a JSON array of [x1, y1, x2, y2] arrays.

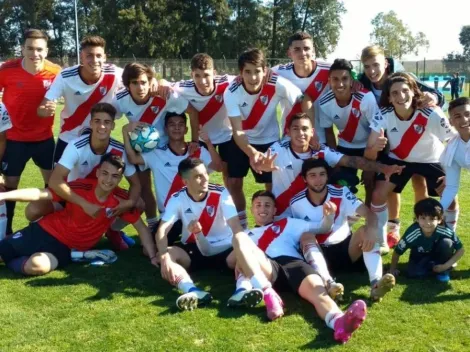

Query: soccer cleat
[[333, 300, 367, 343], [105, 229, 129, 251], [227, 288, 264, 308], [326, 280, 345, 301], [436, 272, 450, 283], [176, 289, 212, 311], [120, 232, 136, 247], [370, 273, 396, 302], [263, 287, 284, 321]]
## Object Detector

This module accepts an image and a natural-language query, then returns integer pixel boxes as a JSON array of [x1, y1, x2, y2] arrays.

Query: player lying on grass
[[289, 158, 396, 302], [155, 158, 242, 310], [228, 190, 367, 344], [0, 153, 157, 276], [389, 198, 464, 283]]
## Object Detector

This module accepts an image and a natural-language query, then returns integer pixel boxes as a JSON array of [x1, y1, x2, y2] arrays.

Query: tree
[[459, 25, 470, 58], [370, 11, 429, 59]]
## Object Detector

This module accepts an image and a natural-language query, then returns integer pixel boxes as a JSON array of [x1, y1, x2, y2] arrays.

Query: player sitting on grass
[[0, 153, 157, 276], [229, 190, 366, 343], [155, 158, 243, 310], [389, 198, 464, 282]]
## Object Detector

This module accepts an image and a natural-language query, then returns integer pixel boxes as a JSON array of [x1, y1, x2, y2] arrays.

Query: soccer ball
[[128, 125, 160, 153]]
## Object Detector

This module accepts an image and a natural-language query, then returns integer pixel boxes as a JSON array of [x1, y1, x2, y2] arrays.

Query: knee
[[23, 253, 57, 276], [437, 238, 453, 252], [226, 251, 236, 269], [300, 233, 318, 250], [232, 232, 247, 249], [25, 202, 48, 222]]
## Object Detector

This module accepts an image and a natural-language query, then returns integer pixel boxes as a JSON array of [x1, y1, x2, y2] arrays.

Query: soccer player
[[155, 158, 242, 310], [319, 59, 382, 203], [289, 158, 396, 302], [366, 73, 458, 252], [122, 111, 222, 241], [114, 62, 191, 230], [223, 48, 304, 228], [0, 103, 13, 165], [439, 98, 470, 223], [389, 198, 464, 283], [26, 103, 140, 251], [172, 53, 235, 186], [229, 190, 367, 343], [255, 112, 404, 220], [0, 153, 157, 276], [0, 29, 61, 235]]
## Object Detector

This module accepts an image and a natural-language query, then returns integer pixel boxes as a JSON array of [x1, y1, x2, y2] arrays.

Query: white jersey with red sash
[[113, 88, 188, 147], [162, 184, 238, 254], [247, 217, 323, 259], [224, 74, 302, 144], [141, 144, 212, 214], [174, 75, 234, 144], [271, 61, 331, 136], [289, 185, 361, 246], [319, 90, 381, 149], [46, 64, 123, 143], [58, 134, 136, 181], [371, 106, 454, 163], [269, 140, 344, 219]]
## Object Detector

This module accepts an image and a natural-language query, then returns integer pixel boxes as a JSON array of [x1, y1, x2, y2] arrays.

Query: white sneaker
[[176, 290, 212, 310], [227, 288, 263, 308]]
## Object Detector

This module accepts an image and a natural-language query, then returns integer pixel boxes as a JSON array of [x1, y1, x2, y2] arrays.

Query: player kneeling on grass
[[0, 153, 157, 276], [289, 158, 396, 302], [229, 190, 366, 343], [389, 198, 464, 283], [155, 158, 243, 310]]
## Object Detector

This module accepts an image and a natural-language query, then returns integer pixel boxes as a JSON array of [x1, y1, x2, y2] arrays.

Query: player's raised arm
[[122, 123, 145, 165], [199, 127, 223, 172], [132, 218, 158, 265], [186, 103, 201, 147], [0, 188, 53, 202]]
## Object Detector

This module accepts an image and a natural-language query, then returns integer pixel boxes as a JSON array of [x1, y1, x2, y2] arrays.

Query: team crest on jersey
[[151, 106, 160, 114], [414, 124, 424, 134], [206, 205, 215, 217], [352, 108, 361, 118], [271, 225, 281, 234], [100, 87, 108, 96], [315, 82, 323, 92], [215, 94, 223, 103], [105, 208, 114, 218], [260, 95, 269, 106], [43, 80, 52, 89]]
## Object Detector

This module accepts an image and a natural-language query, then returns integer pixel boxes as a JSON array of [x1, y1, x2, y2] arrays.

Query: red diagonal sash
[[199, 82, 229, 126], [257, 218, 289, 252], [140, 96, 167, 125], [61, 73, 115, 132], [316, 196, 342, 244], [86, 147, 123, 179], [187, 191, 221, 243], [304, 68, 329, 103], [241, 83, 276, 130], [391, 113, 428, 160], [338, 95, 362, 143], [275, 174, 305, 215], [163, 148, 202, 206]]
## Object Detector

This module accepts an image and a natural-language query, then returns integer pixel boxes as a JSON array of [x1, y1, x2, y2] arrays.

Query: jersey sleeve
[[449, 230, 463, 250], [168, 92, 189, 114], [200, 147, 213, 170], [362, 92, 382, 124], [221, 189, 238, 220], [440, 159, 460, 210], [394, 234, 410, 255], [319, 105, 334, 128], [370, 110, 387, 133], [430, 109, 455, 142], [161, 194, 181, 224], [58, 141, 80, 171], [141, 150, 159, 172], [342, 188, 363, 216], [223, 88, 241, 118], [0, 103, 12, 133], [324, 146, 344, 167], [45, 72, 65, 101], [277, 76, 303, 106]]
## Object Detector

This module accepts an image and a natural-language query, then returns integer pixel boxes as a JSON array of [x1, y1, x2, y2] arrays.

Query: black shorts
[[321, 236, 365, 273], [151, 219, 182, 246], [226, 138, 274, 183], [0, 222, 71, 267], [199, 139, 232, 163], [335, 146, 365, 177], [2, 137, 55, 176], [375, 155, 444, 196], [53, 138, 68, 164], [269, 256, 317, 293], [175, 242, 232, 272]]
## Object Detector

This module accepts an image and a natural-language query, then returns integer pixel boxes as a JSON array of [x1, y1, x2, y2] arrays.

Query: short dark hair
[[238, 48, 266, 71], [287, 31, 313, 47], [122, 63, 154, 88], [379, 72, 426, 109], [191, 53, 214, 71], [178, 158, 204, 179], [24, 29, 48, 43], [164, 111, 187, 127], [329, 59, 353, 76], [449, 97, 470, 115], [99, 153, 126, 174], [80, 35, 106, 50], [301, 158, 330, 178], [251, 190, 276, 204], [90, 103, 117, 120], [288, 112, 311, 129], [414, 198, 444, 222]]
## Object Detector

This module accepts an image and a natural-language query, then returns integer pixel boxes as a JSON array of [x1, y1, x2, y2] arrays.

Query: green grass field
[[1, 106, 470, 352]]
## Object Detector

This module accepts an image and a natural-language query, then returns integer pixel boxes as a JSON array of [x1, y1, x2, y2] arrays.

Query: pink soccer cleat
[[263, 287, 284, 321], [333, 300, 367, 343]]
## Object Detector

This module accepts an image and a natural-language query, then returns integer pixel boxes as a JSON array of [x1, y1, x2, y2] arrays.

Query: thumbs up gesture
[[372, 128, 387, 152]]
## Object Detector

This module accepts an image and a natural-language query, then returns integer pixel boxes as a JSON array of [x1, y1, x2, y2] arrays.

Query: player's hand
[[254, 148, 279, 172], [124, 121, 148, 134], [308, 133, 321, 150], [351, 80, 364, 93], [435, 176, 446, 196], [149, 78, 171, 98], [187, 220, 203, 234], [322, 201, 337, 217], [110, 198, 134, 217], [150, 256, 159, 267], [360, 227, 376, 252], [188, 141, 200, 156], [198, 125, 210, 143], [160, 255, 178, 284], [249, 150, 266, 174], [380, 164, 405, 181], [81, 201, 103, 218], [43, 100, 57, 116], [361, 170, 375, 189], [371, 128, 387, 152], [432, 264, 448, 273], [419, 92, 438, 108]]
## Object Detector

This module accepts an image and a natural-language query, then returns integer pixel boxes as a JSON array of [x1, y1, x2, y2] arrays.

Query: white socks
[[363, 244, 383, 283], [250, 273, 271, 291], [444, 208, 459, 231], [236, 273, 252, 291], [175, 274, 196, 293], [325, 309, 343, 330], [371, 203, 388, 246], [302, 242, 333, 283]]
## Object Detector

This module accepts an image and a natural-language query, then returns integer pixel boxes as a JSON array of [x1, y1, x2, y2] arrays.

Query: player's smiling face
[[192, 69, 215, 95], [80, 46, 106, 77], [304, 167, 328, 193], [165, 115, 187, 141], [96, 162, 123, 193], [22, 38, 48, 67], [90, 112, 114, 141], [363, 55, 388, 84], [329, 69, 352, 101], [184, 164, 209, 195], [288, 39, 314, 64], [251, 196, 276, 226], [389, 82, 414, 112], [241, 63, 265, 93], [288, 117, 313, 150], [417, 215, 439, 236], [129, 74, 150, 101], [450, 104, 470, 138]]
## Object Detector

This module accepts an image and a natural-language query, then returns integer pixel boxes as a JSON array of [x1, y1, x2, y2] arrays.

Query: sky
[[326, 0, 468, 61]]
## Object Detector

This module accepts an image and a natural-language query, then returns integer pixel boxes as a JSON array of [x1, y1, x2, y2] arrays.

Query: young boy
[[389, 198, 464, 282]]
